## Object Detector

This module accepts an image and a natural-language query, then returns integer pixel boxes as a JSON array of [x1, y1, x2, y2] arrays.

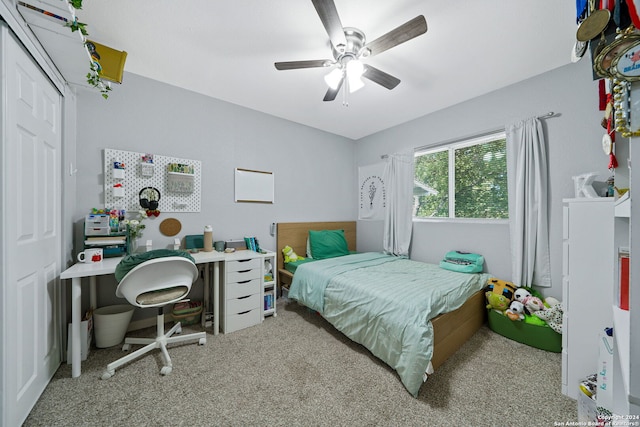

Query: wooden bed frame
[[275, 221, 486, 372]]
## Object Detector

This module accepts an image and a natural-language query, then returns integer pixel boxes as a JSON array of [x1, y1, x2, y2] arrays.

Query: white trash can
[[93, 305, 134, 348]]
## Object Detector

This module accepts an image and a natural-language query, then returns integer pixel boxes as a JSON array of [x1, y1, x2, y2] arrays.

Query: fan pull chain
[[342, 76, 349, 107]]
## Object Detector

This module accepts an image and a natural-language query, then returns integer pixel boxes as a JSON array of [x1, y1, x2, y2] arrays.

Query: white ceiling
[[75, 0, 578, 140]]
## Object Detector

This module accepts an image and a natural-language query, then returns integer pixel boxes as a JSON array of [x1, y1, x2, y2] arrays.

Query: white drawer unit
[[220, 255, 263, 333]]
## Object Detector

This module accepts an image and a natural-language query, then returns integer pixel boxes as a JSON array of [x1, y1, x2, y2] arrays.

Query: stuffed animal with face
[[514, 288, 532, 303], [505, 300, 525, 321], [522, 295, 545, 314], [485, 278, 517, 313], [282, 245, 304, 263], [486, 292, 511, 313]]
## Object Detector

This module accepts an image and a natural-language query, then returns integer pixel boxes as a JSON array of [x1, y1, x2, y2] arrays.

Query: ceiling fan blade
[[311, 0, 347, 50], [362, 65, 401, 90], [275, 60, 332, 70], [363, 15, 427, 57], [323, 76, 344, 101]]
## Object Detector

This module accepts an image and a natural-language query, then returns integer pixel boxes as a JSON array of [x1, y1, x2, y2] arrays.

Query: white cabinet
[[562, 198, 615, 400], [220, 254, 263, 333], [219, 250, 277, 333]]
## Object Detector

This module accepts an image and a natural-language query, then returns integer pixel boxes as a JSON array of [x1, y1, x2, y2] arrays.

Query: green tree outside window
[[414, 133, 508, 219]]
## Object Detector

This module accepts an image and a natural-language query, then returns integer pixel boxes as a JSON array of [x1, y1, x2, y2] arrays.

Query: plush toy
[[534, 302, 563, 333], [522, 295, 545, 314], [282, 245, 304, 263], [485, 278, 517, 313], [505, 300, 525, 321], [514, 288, 531, 303], [545, 296, 560, 308], [486, 292, 511, 313], [486, 278, 517, 300], [523, 313, 548, 326]]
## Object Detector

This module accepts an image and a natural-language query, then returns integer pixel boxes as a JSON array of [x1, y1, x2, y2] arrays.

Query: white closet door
[[1, 23, 62, 426]]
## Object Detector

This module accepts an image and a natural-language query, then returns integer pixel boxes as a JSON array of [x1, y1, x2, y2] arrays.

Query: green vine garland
[[63, 0, 111, 99]]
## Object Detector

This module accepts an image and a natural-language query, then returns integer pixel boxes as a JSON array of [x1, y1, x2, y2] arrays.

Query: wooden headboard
[[276, 221, 356, 288]]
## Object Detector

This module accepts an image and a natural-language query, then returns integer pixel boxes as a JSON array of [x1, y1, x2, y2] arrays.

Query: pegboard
[[104, 148, 201, 213]]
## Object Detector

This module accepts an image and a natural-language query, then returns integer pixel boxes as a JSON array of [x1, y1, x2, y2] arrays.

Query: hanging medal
[[603, 81, 619, 170]]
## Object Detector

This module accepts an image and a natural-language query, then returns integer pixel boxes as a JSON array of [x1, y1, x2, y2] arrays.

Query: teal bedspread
[[289, 252, 490, 397]]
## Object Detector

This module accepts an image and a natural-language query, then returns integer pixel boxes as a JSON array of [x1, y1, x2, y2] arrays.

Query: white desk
[[60, 251, 225, 378]]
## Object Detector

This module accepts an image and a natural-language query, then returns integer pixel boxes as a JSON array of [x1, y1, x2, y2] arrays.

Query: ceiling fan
[[274, 0, 428, 103]]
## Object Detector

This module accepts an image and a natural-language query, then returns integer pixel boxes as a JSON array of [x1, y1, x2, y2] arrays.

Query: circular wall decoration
[[159, 218, 182, 236]]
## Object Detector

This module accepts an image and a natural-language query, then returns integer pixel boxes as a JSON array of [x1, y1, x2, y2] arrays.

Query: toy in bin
[[484, 277, 563, 352], [172, 300, 203, 326]]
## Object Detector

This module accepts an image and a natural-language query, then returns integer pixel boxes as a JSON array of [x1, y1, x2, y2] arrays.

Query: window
[[413, 131, 508, 220]]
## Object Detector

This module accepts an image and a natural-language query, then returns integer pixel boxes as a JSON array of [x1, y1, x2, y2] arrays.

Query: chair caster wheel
[[101, 370, 114, 380], [160, 366, 172, 376], [199, 337, 206, 345], [122, 343, 130, 352]]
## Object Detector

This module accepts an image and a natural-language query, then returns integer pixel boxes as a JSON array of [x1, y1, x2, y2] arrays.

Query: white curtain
[[506, 117, 552, 287], [383, 150, 414, 257]]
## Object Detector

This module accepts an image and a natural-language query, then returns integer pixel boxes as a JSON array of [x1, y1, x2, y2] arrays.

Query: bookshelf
[[263, 251, 277, 318]]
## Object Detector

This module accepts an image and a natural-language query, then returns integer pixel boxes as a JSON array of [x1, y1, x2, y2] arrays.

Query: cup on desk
[[77, 248, 103, 263], [214, 241, 225, 252]]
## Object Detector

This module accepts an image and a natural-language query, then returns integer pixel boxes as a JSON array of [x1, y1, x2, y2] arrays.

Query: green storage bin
[[487, 309, 561, 352]]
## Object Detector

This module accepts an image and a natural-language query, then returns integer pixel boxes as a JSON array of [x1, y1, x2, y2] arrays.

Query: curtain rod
[[380, 112, 558, 159]]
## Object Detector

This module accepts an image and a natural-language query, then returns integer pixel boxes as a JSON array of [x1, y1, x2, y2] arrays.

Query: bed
[[276, 221, 490, 397]]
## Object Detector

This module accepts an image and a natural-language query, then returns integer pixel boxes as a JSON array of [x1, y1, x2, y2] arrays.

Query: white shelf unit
[[562, 198, 615, 400], [15, 0, 108, 95], [611, 197, 632, 415], [610, 89, 640, 415], [262, 251, 276, 319]]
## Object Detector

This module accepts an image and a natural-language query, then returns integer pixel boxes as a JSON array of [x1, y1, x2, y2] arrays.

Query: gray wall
[[76, 58, 625, 306], [354, 58, 628, 300], [74, 73, 356, 309], [75, 73, 356, 249]]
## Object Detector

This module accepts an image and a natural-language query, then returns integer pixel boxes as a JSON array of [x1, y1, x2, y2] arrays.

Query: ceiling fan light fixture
[[348, 77, 364, 93], [346, 59, 364, 79], [324, 67, 344, 89], [274, 0, 428, 103], [346, 59, 365, 93]]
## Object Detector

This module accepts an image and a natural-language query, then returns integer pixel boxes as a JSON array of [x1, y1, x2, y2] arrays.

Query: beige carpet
[[25, 300, 577, 426]]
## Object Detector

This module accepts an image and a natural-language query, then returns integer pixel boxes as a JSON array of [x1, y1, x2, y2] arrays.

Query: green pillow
[[308, 229, 349, 260]]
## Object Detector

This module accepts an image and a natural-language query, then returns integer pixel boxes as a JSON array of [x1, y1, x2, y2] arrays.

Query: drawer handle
[[238, 310, 251, 315], [238, 269, 251, 273], [238, 295, 250, 300], [238, 280, 251, 284], [238, 259, 251, 263]]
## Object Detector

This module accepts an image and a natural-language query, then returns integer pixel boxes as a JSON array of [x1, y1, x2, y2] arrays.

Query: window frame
[[413, 130, 509, 223]]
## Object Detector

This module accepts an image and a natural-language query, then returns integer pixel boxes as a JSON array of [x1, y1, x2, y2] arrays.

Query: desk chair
[[101, 256, 206, 379]]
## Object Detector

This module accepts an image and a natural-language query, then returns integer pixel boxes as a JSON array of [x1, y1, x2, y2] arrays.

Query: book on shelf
[[619, 250, 630, 311], [243, 236, 261, 252], [264, 293, 274, 311]]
